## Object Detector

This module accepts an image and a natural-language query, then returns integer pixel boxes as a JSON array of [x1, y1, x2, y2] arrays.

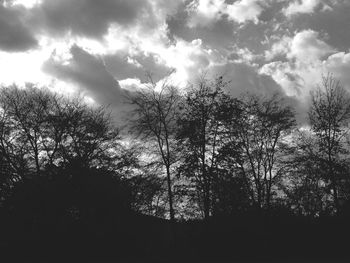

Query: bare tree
[[0, 87, 59, 176], [221, 93, 296, 210], [57, 97, 120, 169], [309, 74, 350, 214], [279, 130, 329, 217], [177, 76, 229, 218], [126, 75, 181, 221], [0, 85, 120, 176]]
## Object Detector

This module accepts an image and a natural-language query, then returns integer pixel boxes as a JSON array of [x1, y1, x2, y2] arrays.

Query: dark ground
[[0, 209, 349, 263]]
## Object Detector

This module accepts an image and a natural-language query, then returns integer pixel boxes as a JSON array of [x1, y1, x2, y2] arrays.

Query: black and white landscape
[[1, 0, 350, 262]]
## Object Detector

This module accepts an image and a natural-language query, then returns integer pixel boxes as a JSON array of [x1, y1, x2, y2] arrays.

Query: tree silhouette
[[280, 130, 328, 216], [0, 86, 120, 176], [309, 74, 350, 214], [220, 93, 296, 210], [177, 76, 229, 218], [0, 85, 132, 224], [126, 75, 181, 221]]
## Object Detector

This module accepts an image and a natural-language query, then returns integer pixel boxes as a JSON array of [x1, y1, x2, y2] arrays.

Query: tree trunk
[[203, 190, 210, 219], [166, 165, 175, 221], [328, 152, 340, 215], [331, 179, 340, 215]]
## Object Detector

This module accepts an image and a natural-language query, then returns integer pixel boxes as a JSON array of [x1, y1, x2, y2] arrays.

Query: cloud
[[187, 0, 265, 28], [260, 49, 350, 124], [43, 45, 122, 106], [11, 0, 42, 9], [209, 62, 285, 97], [225, 0, 264, 24], [1, 0, 350, 127], [283, 0, 321, 17], [288, 30, 335, 62], [0, 48, 51, 86], [260, 25, 345, 106], [167, 4, 237, 51], [265, 36, 292, 61], [260, 60, 307, 97], [0, 3, 38, 52], [206, 61, 306, 123], [154, 38, 225, 88], [119, 78, 143, 91], [103, 52, 172, 83], [30, 0, 155, 39], [288, 1, 350, 51], [228, 20, 279, 56], [230, 46, 263, 65], [187, 0, 226, 28], [324, 52, 350, 92], [260, 30, 336, 100]]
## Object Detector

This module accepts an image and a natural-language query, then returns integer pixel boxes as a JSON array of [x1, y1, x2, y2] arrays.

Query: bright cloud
[[187, 0, 225, 27], [225, 0, 263, 24], [288, 30, 335, 62], [0, 50, 48, 86], [265, 36, 292, 61], [0, 0, 349, 124], [324, 52, 350, 91], [187, 0, 264, 27], [284, 0, 321, 17], [11, 0, 42, 8]]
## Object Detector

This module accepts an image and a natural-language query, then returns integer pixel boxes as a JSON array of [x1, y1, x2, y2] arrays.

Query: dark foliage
[[1, 75, 350, 261]]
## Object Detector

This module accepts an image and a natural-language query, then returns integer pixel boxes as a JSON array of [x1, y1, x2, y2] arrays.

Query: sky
[[1, 0, 350, 123]]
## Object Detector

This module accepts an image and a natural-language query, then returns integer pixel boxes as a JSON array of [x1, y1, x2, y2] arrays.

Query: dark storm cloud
[[210, 62, 284, 96], [103, 52, 172, 83], [165, 0, 284, 56], [166, 2, 236, 51], [30, 0, 153, 39], [0, 3, 38, 52], [209, 62, 307, 124], [43, 45, 122, 106]]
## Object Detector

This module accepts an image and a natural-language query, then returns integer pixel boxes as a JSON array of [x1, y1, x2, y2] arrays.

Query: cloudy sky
[[1, 0, 350, 122]]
